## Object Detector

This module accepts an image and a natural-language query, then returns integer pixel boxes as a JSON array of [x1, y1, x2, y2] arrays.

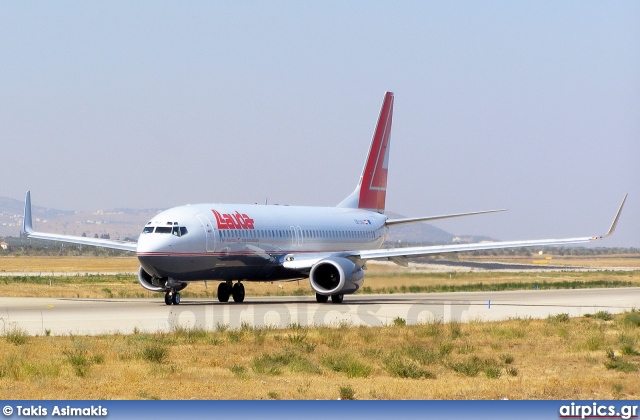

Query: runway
[[1, 288, 639, 336]]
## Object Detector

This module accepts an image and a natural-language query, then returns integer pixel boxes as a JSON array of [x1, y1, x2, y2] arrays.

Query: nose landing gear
[[164, 291, 181, 305]]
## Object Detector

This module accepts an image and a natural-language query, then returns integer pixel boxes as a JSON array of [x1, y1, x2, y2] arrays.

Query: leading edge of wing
[[357, 236, 595, 261], [23, 191, 137, 252], [360, 193, 628, 261]]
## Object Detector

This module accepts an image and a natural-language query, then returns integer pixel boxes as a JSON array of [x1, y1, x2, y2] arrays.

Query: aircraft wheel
[[331, 294, 344, 304], [315, 293, 329, 303], [232, 282, 245, 303], [171, 292, 181, 305], [217, 282, 231, 303], [164, 292, 172, 306]]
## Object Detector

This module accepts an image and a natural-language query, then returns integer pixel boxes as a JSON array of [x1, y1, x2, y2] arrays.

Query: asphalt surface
[[1, 287, 639, 335]]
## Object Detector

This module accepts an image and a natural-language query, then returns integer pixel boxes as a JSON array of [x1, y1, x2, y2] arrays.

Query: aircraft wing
[[283, 194, 627, 271], [22, 191, 138, 252]]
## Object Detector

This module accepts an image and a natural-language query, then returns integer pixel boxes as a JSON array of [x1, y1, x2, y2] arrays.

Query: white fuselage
[[136, 203, 388, 282]]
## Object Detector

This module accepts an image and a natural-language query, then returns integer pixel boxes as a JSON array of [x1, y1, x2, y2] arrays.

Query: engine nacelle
[[309, 257, 364, 296], [137, 266, 187, 293], [138, 266, 169, 292]]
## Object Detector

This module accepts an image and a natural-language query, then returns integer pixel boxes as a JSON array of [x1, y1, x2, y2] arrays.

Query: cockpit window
[[143, 225, 188, 236], [172, 226, 189, 236]]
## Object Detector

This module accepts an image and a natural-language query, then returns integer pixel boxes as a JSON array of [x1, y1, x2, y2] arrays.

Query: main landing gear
[[164, 291, 181, 306], [316, 293, 344, 304], [217, 281, 245, 303]]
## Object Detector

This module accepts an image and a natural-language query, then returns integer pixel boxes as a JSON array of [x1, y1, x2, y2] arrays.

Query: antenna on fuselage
[[265, 198, 268, 205]]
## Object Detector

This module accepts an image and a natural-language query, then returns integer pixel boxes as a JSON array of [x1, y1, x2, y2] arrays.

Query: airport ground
[[0, 255, 639, 300], [1, 254, 640, 400]]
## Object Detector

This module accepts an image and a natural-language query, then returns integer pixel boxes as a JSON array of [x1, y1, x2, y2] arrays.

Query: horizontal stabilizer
[[386, 209, 506, 227]]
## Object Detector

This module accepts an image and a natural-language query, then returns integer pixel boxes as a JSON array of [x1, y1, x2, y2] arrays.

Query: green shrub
[[623, 312, 640, 327], [253, 351, 320, 376], [500, 354, 515, 365], [230, 364, 247, 377], [64, 349, 92, 377], [393, 317, 407, 327], [485, 367, 501, 379], [339, 385, 356, 400], [5, 326, 29, 345], [140, 343, 168, 364], [593, 311, 613, 321], [323, 355, 372, 378], [547, 313, 570, 324], [384, 353, 436, 379]]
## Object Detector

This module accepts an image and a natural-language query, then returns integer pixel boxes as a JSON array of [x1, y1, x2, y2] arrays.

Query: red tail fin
[[337, 92, 394, 213]]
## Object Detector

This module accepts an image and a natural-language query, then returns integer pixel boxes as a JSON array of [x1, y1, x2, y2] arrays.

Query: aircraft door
[[290, 226, 303, 247], [196, 214, 216, 252]]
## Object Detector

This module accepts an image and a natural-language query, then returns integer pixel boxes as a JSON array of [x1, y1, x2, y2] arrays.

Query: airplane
[[22, 92, 627, 306]]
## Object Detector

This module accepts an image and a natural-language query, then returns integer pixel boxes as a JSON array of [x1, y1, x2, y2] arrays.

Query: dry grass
[[2, 312, 640, 399], [0, 270, 638, 299], [0, 256, 638, 299], [0, 257, 138, 273], [458, 254, 640, 268]]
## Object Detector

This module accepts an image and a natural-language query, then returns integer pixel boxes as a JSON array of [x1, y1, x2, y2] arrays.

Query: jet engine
[[309, 257, 364, 296], [137, 266, 187, 292]]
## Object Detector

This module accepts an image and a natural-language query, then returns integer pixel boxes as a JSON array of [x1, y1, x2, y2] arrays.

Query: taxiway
[[1, 288, 639, 336]]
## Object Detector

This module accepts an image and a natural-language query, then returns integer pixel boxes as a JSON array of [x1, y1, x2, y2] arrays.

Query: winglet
[[601, 193, 627, 239], [23, 191, 33, 234]]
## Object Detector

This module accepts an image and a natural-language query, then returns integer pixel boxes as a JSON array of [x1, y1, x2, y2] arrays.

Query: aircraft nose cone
[[136, 233, 168, 254]]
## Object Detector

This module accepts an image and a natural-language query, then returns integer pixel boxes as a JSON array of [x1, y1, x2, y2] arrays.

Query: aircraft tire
[[315, 293, 329, 303], [232, 282, 245, 303], [164, 292, 172, 306], [171, 292, 181, 305], [331, 294, 344, 304], [217, 282, 231, 303]]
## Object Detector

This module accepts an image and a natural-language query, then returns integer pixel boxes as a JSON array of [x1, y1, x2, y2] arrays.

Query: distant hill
[[383, 211, 495, 246], [0, 196, 161, 240], [0, 196, 495, 245]]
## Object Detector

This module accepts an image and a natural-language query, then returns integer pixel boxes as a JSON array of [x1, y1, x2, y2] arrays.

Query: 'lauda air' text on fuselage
[[212, 210, 255, 230]]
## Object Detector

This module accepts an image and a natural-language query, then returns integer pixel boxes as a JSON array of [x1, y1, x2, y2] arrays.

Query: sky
[[1, 1, 638, 247]]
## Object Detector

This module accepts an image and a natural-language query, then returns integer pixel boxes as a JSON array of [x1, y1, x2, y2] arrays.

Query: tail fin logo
[[359, 92, 394, 213]]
